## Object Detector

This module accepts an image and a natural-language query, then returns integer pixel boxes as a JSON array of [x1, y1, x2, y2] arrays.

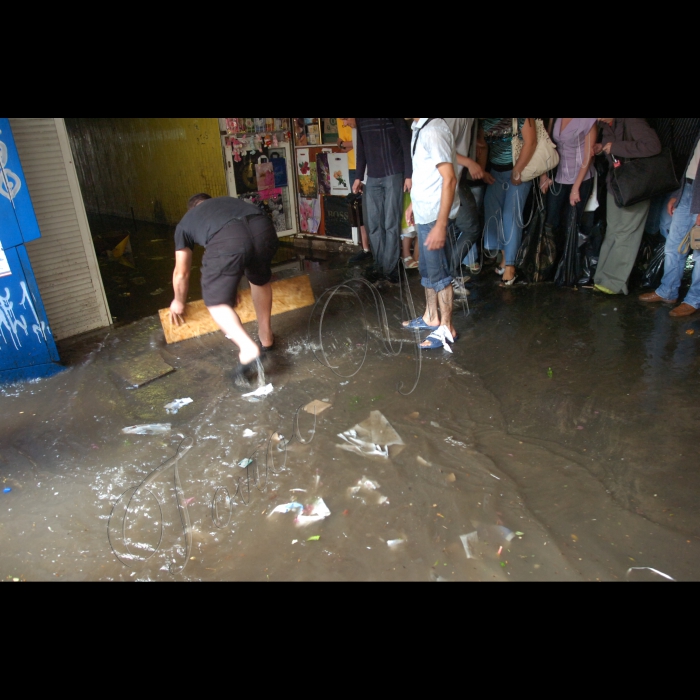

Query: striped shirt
[[355, 118, 413, 181], [648, 118, 700, 180]]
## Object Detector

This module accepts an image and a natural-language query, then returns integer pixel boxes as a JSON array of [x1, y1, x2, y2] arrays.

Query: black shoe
[[364, 266, 383, 283], [385, 271, 400, 285], [349, 249, 372, 265]]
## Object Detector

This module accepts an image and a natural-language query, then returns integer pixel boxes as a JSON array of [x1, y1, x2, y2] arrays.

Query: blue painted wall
[[0, 118, 62, 385]]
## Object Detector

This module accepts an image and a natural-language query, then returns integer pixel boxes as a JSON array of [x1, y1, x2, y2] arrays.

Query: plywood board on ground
[[112, 353, 176, 388], [159, 275, 316, 345]]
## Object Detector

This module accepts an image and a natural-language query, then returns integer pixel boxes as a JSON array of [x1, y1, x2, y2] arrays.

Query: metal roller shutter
[[9, 118, 111, 340]]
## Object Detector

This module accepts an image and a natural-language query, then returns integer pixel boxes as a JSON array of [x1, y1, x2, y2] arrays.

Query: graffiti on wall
[[0, 282, 51, 350], [0, 128, 22, 203]]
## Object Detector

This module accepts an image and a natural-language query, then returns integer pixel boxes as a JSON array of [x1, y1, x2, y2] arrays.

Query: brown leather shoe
[[639, 292, 677, 303], [670, 303, 698, 318]]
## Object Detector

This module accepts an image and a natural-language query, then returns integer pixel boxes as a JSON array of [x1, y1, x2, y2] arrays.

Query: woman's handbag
[[608, 121, 680, 208], [512, 118, 560, 182]]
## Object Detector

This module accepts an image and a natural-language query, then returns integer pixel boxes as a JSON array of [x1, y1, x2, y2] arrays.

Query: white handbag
[[512, 118, 560, 182]]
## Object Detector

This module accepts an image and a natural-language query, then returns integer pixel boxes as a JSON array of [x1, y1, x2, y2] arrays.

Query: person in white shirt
[[402, 118, 459, 350]]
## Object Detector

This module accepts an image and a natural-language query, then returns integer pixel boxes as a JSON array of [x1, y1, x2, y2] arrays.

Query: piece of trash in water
[[460, 532, 479, 560], [164, 398, 193, 415], [238, 458, 254, 469], [445, 436, 468, 449], [348, 477, 389, 506], [340, 381, 349, 386], [3, 488, 11, 494], [686, 329, 695, 336], [408, 412, 420, 420], [297, 498, 331, 527], [122, 424, 172, 435], [478, 525, 516, 544], [304, 400, 332, 415], [430, 421, 440, 428], [183, 497, 196, 506], [489, 473, 501, 481], [242, 429, 257, 438], [417, 456, 432, 468], [269, 498, 331, 527], [307, 536, 321, 542], [548, 367, 554, 379], [150, 288, 165, 296], [446, 473, 457, 483], [269, 503, 304, 517], [387, 539, 405, 548], [626, 567, 676, 582], [242, 384, 274, 399], [292, 540, 299, 545], [290, 489, 308, 494], [337, 411, 405, 460]]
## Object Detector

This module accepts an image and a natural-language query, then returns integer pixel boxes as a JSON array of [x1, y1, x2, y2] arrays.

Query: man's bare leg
[[420, 285, 456, 348], [208, 304, 260, 365], [403, 287, 439, 330], [250, 281, 274, 348]]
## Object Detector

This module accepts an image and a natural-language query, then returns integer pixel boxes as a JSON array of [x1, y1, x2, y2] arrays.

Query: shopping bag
[[316, 153, 332, 195], [516, 200, 556, 283], [554, 205, 582, 287], [641, 240, 666, 289], [255, 158, 275, 192], [270, 154, 288, 188], [329, 153, 350, 195]]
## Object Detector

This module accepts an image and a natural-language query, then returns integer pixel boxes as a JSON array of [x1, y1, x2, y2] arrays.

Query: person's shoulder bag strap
[[413, 118, 443, 157]]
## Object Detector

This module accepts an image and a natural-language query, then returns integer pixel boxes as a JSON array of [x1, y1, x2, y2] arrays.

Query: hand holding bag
[[512, 118, 560, 182], [609, 121, 680, 208]]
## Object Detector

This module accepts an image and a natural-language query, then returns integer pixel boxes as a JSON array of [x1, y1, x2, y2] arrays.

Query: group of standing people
[[168, 117, 700, 370]]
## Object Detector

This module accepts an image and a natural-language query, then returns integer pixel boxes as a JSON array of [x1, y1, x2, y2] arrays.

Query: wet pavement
[[1, 257, 699, 582]]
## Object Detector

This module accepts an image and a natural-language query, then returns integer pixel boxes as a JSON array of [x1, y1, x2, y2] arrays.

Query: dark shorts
[[201, 215, 279, 307]]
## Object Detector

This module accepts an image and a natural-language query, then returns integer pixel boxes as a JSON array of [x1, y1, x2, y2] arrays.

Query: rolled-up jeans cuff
[[421, 275, 453, 293]]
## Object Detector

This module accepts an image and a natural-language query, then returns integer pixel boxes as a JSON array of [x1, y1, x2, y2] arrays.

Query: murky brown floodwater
[[1, 255, 699, 582]]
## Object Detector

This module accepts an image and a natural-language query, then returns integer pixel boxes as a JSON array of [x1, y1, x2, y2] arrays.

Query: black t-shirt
[[174, 197, 261, 251]]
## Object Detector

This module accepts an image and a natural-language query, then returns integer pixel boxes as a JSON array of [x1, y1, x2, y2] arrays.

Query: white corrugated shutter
[[9, 118, 111, 340]]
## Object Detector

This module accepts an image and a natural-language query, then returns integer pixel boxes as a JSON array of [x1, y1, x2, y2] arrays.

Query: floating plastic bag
[[337, 411, 405, 460], [122, 424, 171, 435]]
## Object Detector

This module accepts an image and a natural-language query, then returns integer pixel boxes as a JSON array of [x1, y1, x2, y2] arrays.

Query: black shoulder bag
[[609, 120, 679, 208]]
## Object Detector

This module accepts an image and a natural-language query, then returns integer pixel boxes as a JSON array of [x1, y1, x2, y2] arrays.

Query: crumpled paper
[[337, 411, 405, 459], [348, 477, 389, 505], [164, 398, 193, 415]]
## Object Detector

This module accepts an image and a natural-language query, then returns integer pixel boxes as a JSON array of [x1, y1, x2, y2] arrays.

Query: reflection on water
[[1, 261, 699, 581]]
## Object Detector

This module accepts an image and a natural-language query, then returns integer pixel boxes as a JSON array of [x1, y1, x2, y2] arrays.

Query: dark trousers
[[364, 173, 404, 276], [546, 178, 594, 256]]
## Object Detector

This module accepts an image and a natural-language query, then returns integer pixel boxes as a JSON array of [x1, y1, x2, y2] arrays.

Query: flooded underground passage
[[1, 117, 699, 582]]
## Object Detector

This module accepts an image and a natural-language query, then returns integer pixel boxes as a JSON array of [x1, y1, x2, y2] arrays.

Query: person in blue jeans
[[402, 118, 459, 351], [639, 134, 700, 317], [480, 118, 538, 286]]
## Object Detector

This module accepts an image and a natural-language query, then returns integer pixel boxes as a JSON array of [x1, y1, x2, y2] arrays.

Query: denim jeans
[[364, 173, 404, 276], [484, 170, 533, 266], [416, 220, 456, 292], [656, 184, 700, 308], [645, 193, 674, 238], [462, 185, 485, 267]]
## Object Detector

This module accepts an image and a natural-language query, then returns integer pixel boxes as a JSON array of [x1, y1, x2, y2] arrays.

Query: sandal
[[500, 275, 518, 288], [402, 317, 439, 331], [403, 256, 419, 270], [421, 327, 457, 351], [495, 267, 506, 276]]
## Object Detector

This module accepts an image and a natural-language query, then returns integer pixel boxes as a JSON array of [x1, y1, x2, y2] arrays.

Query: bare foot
[[239, 341, 261, 366]]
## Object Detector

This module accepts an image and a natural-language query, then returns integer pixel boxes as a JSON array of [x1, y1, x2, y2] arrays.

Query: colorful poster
[[297, 149, 318, 197], [0, 242, 11, 277], [316, 153, 332, 195], [329, 153, 350, 196], [299, 196, 322, 234]]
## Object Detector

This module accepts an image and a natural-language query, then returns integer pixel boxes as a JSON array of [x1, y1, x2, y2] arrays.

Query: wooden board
[[159, 275, 316, 345], [112, 354, 176, 388]]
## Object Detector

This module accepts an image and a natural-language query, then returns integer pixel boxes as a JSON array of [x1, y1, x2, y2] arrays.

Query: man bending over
[[169, 194, 279, 368]]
